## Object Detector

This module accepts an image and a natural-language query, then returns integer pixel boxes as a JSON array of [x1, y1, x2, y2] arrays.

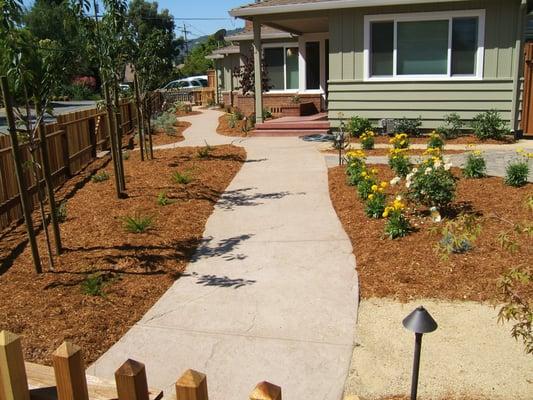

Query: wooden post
[[52, 342, 89, 400], [36, 104, 62, 255], [0, 331, 30, 400], [113, 78, 126, 191], [0, 76, 42, 274], [89, 117, 97, 158], [249, 382, 281, 400], [115, 359, 149, 400], [133, 73, 145, 162], [175, 369, 208, 400], [103, 81, 125, 198]]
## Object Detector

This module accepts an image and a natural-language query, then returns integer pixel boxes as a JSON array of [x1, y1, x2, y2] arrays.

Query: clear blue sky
[[23, 0, 247, 39]]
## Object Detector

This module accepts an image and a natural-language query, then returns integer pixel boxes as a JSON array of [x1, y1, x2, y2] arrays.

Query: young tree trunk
[[144, 95, 154, 159], [36, 103, 62, 254], [133, 73, 145, 161], [112, 76, 126, 191], [103, 81, 125, 198], [0, 77, 42, 273]]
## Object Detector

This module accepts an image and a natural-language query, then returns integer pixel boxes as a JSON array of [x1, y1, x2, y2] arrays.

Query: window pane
[[306, 42, 320, 89], [452, 17, 478, 75], [397, 20, 449, 75], [264, 48, 284, 90], [371, 21, 394, 76], [286, 47, 299, 90]]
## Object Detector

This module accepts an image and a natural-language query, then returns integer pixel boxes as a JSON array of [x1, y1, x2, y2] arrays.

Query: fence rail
[[0, 93, 163, 230], [0, 331, 282, 400]]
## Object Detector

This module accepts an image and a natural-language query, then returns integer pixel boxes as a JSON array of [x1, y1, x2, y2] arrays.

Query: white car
[[163, 76, 208, 91]]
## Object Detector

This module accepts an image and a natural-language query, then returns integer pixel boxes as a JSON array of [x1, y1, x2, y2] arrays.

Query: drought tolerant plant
[[436, 113, 464, 139], [197, 142, 213, 158], [383, 196, 411, 239], [407, 154, 456, 210], [389, 133, 410, 149], [123, 214, 154, 233], [463, 148, 487, 179], [365, 181, 388, 219], [471, 110, 510, 140], [388, 148, 411, 178], [81, 274, 106, 297], [437, 214, 481, 258], [91, 171, 110, 183], [157, 191, 173, 206], [427, 131, 445, 150], [394, 117, 422, 137], [357, 168, 378, 200], [227, 112, 239, 129], [152, 112, 177, 135], [346, 116, 372, 138], [345, 150, 367, 186], [122, 151, 130, 160], [360, 130, 375, 150], [172, 171, 193, 185], [54, 201, 68, 223], [504, 149, 532, 188]]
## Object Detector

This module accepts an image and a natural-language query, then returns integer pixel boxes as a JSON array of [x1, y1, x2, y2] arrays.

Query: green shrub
[[172, 171, 193, 185], [122, 151, 130, 160], [263, 108, 273, 119], [407, 162, 457, 209], [345, 150, 367, 186], [389, 133, 409, 149], [157, 191, 173, 206], [471, 110, 509, 140], [505, 162, 530, 187], [427, 131, 445, 149], [347, 116, 372, 137], [463, 150, 487, 179], [388, 149, 411, 178], [437, 214, 481, 258], [360, 131, 375, 150], [153, 112, 177, 135], [55, 201, 67, 223], [227, 113, 239, 129], [81, 274, 106, 296], [394, 117, 422, 136], [383, 197, 411, 239], [91, 171, 110, 183], [123, 214, 154, 233], [233, 109, 244, 120], [197, 142, 213, 158], [357, 176, 377, 200], [436, 113, 464, 139], [364, 182, 388, 219]]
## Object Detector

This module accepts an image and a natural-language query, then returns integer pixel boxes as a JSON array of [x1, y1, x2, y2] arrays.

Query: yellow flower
[[368, 194, 375, 200], [380, 181, 388, 189], [382, 210, 389, 218], [361, 171, 367, 177], [371, 168, 378, 174], [371, 184, 378, 192]]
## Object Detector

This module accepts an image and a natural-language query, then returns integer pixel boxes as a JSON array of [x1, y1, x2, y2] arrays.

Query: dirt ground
[[0, 145, 245, 365], [150, 121, 192, 146], [328, 164, 532, 302], [343, 299, 533, 400]]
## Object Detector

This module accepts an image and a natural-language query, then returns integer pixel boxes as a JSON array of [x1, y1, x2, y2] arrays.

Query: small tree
[[232, 55, 271, 96]]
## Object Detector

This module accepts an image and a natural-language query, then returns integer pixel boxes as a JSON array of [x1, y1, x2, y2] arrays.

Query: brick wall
[[221, 91, 323, 117]]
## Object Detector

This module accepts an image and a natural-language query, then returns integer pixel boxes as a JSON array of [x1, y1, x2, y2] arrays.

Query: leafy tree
[[180, 35, 222, 77]]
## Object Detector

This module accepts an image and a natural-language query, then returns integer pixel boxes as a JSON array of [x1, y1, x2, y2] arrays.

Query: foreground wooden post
[[52, 342, 89, 400], [250, 381, 281, 400], [0, 331, 30, 400], [175, 369, 208, 400], [115, 359, 149, 400], [0, 76, 42, 274]]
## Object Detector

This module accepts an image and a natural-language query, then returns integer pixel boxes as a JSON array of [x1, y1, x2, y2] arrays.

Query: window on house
[[264, 46, 299, 91], [367, 11, 483, 79], [306, 42, 320, 89]]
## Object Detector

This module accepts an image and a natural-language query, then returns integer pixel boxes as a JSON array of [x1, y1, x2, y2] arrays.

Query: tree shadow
[[217, 187, 300, 210], [193, 234, 254, 261], [181, 271, 256, 289]]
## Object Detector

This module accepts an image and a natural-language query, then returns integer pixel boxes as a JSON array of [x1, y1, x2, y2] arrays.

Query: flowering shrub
[[357, 168, 378, 200], [388, 148, 411, 178], [345, 150, 367, 186], [389, 133, 409, 149], [407, 156, 456, 209], [365, 181, 388, 218], [72, 76, 97, 91], [347, 116, 372, 137], [463, 148, 487, 179], [427, 131, 444, 149], [505, 149, 532, 187], [383, 196, 411, 239], [360, 130, 375, 150]]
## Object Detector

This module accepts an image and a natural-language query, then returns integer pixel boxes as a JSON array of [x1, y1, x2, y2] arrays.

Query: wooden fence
[[0, 331, 282, 400], [0, 92, 164, 230]]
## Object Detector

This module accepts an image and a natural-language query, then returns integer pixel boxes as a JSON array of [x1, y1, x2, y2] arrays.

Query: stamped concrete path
[[88, 109, 359, 399]]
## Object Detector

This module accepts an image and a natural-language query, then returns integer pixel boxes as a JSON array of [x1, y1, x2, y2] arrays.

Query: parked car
[[163, 76, 208, 91]]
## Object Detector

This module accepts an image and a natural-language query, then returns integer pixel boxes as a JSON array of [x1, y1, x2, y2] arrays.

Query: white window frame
[[298, 33, 329, 95], [263, 42, 300, 93], [363, 9, 485, 82]]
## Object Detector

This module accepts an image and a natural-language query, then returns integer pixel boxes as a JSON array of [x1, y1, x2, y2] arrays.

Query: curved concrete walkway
[[88, 109, 359, 399]]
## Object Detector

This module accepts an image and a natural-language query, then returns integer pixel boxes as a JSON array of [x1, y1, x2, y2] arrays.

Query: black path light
[[402, 306, 438, 400]]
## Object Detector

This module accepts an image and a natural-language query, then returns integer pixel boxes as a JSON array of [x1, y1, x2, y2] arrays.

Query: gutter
[[230, 0, 468, 17]]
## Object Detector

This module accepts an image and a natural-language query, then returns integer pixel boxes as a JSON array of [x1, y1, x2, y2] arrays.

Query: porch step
[[250, 128, 330, 137], [255, 120, 330, 130]]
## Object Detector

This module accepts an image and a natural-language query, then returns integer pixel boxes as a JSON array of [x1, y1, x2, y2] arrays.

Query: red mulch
[[150, 121, 192, 146], [0, 145, 245, 365], [328, 164, 532, 302]]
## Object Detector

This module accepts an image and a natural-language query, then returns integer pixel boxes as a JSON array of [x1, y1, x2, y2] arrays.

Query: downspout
[[511, 0, 528, 135]]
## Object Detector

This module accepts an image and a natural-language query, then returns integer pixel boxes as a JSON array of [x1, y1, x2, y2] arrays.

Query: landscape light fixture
[[402, 306, 438, 400]]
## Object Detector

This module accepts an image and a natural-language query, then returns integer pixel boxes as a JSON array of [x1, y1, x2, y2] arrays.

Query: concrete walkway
[[88, 109, 359, 399]]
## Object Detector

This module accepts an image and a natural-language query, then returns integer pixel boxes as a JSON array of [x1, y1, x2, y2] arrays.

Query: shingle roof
[[226, 25, 293, 41], [238, 0, 331, 8]]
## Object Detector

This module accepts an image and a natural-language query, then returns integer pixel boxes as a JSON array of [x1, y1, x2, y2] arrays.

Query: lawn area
[[0, 144, 245, 365]]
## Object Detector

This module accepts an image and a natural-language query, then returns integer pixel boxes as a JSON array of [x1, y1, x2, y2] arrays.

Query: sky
[[23, 0, 247, 39]]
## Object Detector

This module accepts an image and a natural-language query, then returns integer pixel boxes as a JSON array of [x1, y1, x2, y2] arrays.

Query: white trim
[[263, 44, 300, 91], [363, 9, 485, 82]]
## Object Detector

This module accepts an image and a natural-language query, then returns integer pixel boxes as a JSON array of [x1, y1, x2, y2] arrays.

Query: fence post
[[89, 117, 97, 158], [115, 359, 149, 400], [175, 369, 208, 400], [0, 331, 30, 400], [249, 382, 282, 400], [52, 342, 89, 400]]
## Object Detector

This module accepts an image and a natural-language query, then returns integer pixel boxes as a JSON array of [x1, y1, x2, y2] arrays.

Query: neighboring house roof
[[225, 25, 293, 41], [230, 0, 496, 17], [206, 45, 240, 60]]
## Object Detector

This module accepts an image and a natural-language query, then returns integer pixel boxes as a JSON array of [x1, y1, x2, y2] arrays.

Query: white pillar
[[253, 19, 264, 123]]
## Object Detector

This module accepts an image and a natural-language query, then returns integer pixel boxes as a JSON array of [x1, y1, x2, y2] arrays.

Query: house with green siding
[[220, 0, 530, 133]]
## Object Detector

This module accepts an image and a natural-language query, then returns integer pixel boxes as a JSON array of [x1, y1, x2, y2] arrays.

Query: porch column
[[511, 0, 527, 133], [252, 19, 264, 123]]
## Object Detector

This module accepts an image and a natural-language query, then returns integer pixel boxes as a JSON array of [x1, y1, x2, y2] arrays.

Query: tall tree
[[180, 35, 223, 78]]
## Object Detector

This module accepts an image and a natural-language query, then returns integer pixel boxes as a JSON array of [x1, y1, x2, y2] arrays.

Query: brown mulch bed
[[0, 145, 245, 365], [216, 114, 249, 137], [149, 121, 192, 146], [329, 164, 532, 302]]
